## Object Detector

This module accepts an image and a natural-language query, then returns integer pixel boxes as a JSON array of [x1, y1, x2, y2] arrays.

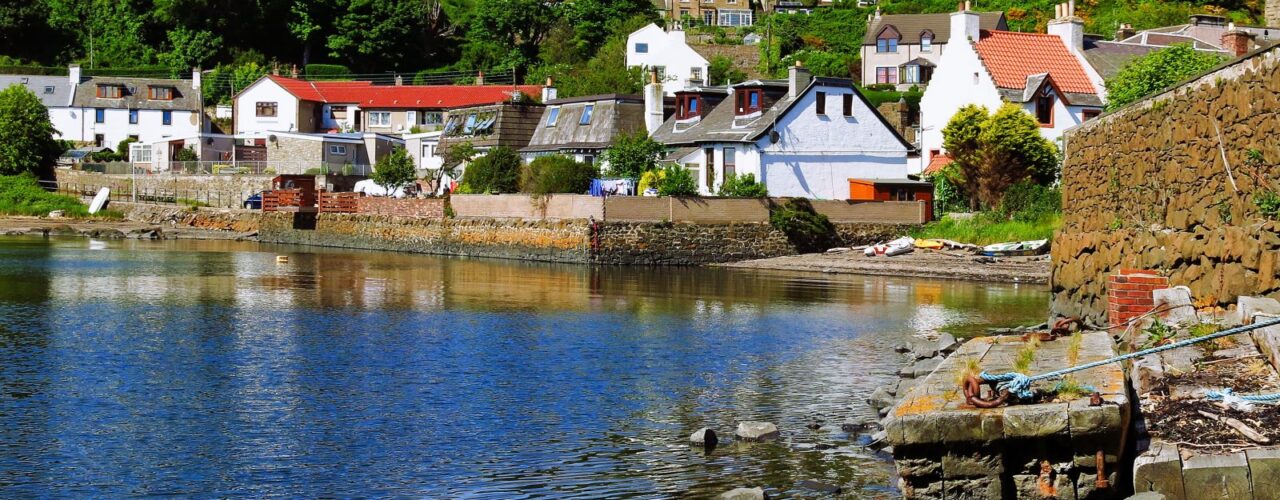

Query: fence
[[45, 180, 260, 209], [77, 161, 374, 177], [263, 190, 317, 212], [318, 192, 360, 213]]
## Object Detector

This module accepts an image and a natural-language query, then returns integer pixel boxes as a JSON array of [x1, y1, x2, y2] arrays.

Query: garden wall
[[55, 169, 272, 209], [1052, 44, 1280, 324]]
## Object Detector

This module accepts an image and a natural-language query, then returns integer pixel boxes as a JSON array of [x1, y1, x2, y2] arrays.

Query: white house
[[404, 131, 443, 171], [918, 5, 1105, 174], [64, 68, 206, 149], [626, 24, 711, 96], [649, 65, 913, 199], [0, 72, 77, 141]]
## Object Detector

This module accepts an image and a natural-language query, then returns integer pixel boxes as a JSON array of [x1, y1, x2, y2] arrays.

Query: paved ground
[[720, 248, 1050, 284]]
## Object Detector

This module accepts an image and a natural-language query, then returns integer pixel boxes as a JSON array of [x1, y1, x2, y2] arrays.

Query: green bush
[[769, 198, 837, 253], [657, 164, 698, 196], [461, 146, 522, 194], [116, 138, 138, 161], [998, 181, 1061, 222], [717, 173, 767, 197], [173, 147, 199, 162], [519, 155, 597, 194], [371, 147, 418, 192], [0, 174, 91, 216], [304, 64, 353, 80]]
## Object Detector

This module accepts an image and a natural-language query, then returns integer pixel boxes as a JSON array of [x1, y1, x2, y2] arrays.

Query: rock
[[893, 343, 910, 354], [1239, 296, 1280, 324], [718, 487, 766, 500], [89, 229, 126, 239], [690, 428, 718, 447], [1127, 493, 1167, 500], [936, 333, 960, 354], [26, 227, 48, 237], [895, 377, 919, 397], [825, 247, 850, 254], [1246, 448, 1280, 498], [1153, 286, 1196, 325], [805, 422, 821, 430], [1182, 453, 1251, 500], [868, 430, 888, 448], [1134, 441, 1184, 498], [908, 357, 943, 378], [1131, 354, 1165, 396], [735, 421, 780, 442], [796, 480, 841, 494], [47, 210, 64, 218], [909, 340, 938, 360], [867, 387, 895, 411], [48, 224, 78, 236]]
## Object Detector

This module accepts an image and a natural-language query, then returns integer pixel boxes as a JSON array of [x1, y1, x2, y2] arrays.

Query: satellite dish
[[268, 134, 278, 143], [770, 130, 780, 144]]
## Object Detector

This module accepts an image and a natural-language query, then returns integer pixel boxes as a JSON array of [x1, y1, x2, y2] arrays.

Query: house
[[627, 24, 711, 96], [404, 130, 443, 173], [0, 73, 76, 140], [648, 64, 913, 199], [1113, 14, 1277, 53], [861, 9, 1007, 89], [436, 101, 544, 185], [233, 74, 544, 136], [256, 131, 403, 175], [918, 4, 1105, 174], [67, 68, 206, 149], [521, 94, 647, 165], [667, 0, 757, 27]]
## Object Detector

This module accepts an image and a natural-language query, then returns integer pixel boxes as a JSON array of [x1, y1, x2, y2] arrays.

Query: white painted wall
[[235, 78, 301, 134], [918, 22, 1003, 174], [68, 108, 200, 147], [321, 103, 360, 131], [49, 107, 78, 142], [1015, 88, 1094, 145], [627, 24, 711, 95]]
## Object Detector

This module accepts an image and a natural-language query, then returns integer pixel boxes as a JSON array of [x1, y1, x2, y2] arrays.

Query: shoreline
[[718, 248, 1050, 284], [0, 215, 256, 241]]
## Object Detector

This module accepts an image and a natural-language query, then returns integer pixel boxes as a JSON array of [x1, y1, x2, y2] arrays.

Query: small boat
[[865, 237, 915, 257], [915, 239, 946, 250], [88, 187, 110, 214], [979, 239, 1050, 257]]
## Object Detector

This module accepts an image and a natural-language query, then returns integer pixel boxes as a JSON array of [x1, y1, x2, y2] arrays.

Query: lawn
[[909, 212, 1061, 246], [0, 174, 105, 217]]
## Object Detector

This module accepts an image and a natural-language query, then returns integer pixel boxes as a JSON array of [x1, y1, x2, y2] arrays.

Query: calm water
[[0, 237, 1047, 498]]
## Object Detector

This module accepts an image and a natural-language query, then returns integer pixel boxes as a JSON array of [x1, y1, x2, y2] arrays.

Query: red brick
[[1128, 276, 1168, 285]]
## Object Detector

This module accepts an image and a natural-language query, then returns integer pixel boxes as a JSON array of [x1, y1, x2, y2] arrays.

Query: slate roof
[[0, 75, 73, 107], [863, 12, 1007, 45], [1082, 40, 1162, 79], [974, 30, 1098, 96], [73, 77, 201, 111], [522, 95, 646, 153], [262, 75, 544, 109]]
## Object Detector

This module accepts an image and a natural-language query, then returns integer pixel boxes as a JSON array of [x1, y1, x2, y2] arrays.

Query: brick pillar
[[1108, 269, 1170, 328]]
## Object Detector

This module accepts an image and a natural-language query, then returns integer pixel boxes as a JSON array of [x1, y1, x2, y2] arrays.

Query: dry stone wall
[[1053, 45, 1280, 324]]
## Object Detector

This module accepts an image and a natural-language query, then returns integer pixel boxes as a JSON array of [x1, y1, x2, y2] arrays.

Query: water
[[0, 237, 1048, 498]]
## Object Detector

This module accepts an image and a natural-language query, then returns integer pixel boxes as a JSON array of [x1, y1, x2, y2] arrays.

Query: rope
[[1206, 388, 1280, 403], [981, 316, 1280, 400]]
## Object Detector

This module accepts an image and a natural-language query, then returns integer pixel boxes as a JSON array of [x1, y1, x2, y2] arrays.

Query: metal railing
[[43, 180, 261, 209], [74, 161, 374, 177]]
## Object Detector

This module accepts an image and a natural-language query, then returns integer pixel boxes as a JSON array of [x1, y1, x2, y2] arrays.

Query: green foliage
[[1255, 190, 1280, 220], [927, 165, 969, 215], [326, 0, 457, 71], [461, 146, 521, 194], [638, 169, 663, 194], [0, 85, 62, 176], [173, 147, 198, 162], [1189, 322, 1222, 338], [998, 181, 1061, 223], [116, 138, 138, 162], [717, 173, 767, 198], [1142, 318, 1175, 349], [519, 155, 597, 194], [909, 211, 1061, 246], [942, 103, 1058, 210], [0, 174, 89, 216], [1105, 44, 1224, 111], [157, 27, 222, 70], [304, 63, 352, 80], [603, 132, 666, 178], [204, 62, 268, 106], [371, 147, 418, 192], [768, 198, 837, 253], [657, 164, 698, 197], [709, 56, 747, 86], [1013, 336, 1039, 374], [758, 8, 868, 76]]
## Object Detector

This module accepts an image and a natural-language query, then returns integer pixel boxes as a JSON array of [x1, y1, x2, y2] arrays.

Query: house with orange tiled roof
[[916, 3, 1107, 175]]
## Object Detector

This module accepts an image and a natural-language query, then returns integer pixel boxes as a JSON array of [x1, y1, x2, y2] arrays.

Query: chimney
[[290, 64, 299, 78], [950, 8, 981, 43], [1115, 23, 1135, 41], [476, 71, 485, 86], [1221, 27, 1256, 57], [192, 68, 202, 90], [68, 64, 81, 86], [788, 61, 812, 99], [874, 7, 881, 21], [541, 77, 558, 102], [394, 74, 403, 86], [1048, 3, 1085, 54], [644, 68, 665, 134]]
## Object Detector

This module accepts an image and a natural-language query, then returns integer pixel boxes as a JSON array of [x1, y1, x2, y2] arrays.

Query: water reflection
[[0, 237, 1046, 497]]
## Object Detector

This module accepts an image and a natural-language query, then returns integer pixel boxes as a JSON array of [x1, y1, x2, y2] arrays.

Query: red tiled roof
[[924, 153, 953, 175], [974, 31, 1097, 94], [264, 75, 543, 109]]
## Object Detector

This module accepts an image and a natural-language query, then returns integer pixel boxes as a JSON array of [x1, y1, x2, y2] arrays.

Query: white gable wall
[[235, 78, 301, 134], [918, 35, 1003, 174], [627, 25, 711, 95]]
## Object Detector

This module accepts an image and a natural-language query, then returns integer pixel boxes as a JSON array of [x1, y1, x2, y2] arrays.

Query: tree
[[157, 27, 222, 70], [602, 132, 666, 178], [941, 104, 987, 211], [462, 0, 557, 73], [328, 0, 456, 72], [941, 103, 1058, 209], [1104, 44, 1223, 111], [657, 164, 698, 196], [709, 56, 747, 85], [519, 155, 597, 194], [0, 85, 62, 176], [372, 147, 418, 193], [461, 146, 521, 193]]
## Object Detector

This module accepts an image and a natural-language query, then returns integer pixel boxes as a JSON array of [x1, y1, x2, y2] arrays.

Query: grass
[[909, 212, 1061, 246], [0, 174, 94, 217], [1013, 336, 1040, 375]]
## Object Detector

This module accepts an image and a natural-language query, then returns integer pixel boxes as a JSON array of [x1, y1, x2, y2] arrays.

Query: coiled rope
[[980, 316, 1280, 400]]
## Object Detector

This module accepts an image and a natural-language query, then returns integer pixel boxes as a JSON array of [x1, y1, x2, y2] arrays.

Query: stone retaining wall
[[114, 202, 261, 232], [1052, 44, 1280, 324], [56, 169, 273, 209]]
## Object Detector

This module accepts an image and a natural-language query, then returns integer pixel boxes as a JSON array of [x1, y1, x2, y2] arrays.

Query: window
[[843, 93, 854, 117], [96, 85, 123, 98], [736, 89, 763, 115], [128, 109, 138, 124], [677, 95, 701, 120], [162, 110, 172, 125], [330, 105, 348, 119], [43, 86, 54, 95], [702, 11, 714, 25], [148, 86, 174, 100], [690, 67, 703, 83], [94, 108, 105, 123], [876, 37, 898, 53], [329, 145, 347, 155], [422, 112, 443, 125], [580, 104, 594, 125], [1035, 89, 1055, 127], [463, 113, 477, 133], [876, 67, 898, 84], [546, 107, 560, 126], [368, 111, 391, 127], [1082, 109, 1101, 121], [94, 134, 104, 147], [718, 9, 752, 27], [921, 35, 933, 53], [635, 43, 649, 53], [423, 144, 437, 159], [704, 148, 716, 190], [815, 91, 826, 115], [654, 66, 666, 80], [723, 147, 736, 179], [903, 65, 922, 84], [255, 102, 277, 117]]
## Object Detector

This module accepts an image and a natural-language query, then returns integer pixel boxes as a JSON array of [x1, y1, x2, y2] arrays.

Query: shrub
[[0, 85, 63, 176], [461, 146, 521, 194], [1105, 44, 1223, 111], [173, 147, 199, 162], [520, 155, 597, 195], [304, 64, 353, 80], [999, 181, 1061, 222], [604, 133, 666, 179], [717, 173, 767, 197], [638, 169, 664, 194], [116, 138, 138, 162], [371, 147, 418, 192], [657, 164, 698, 196], [769, 198, 837, 252], [0, 174, 90, 216]]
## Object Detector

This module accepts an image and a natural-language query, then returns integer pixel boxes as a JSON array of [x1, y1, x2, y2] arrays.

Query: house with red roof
[[233, 74, 545, 136], [917, 3, 1106, 174]]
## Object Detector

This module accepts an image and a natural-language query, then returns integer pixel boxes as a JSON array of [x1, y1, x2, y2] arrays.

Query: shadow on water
[[0, 236, 1047, 497]]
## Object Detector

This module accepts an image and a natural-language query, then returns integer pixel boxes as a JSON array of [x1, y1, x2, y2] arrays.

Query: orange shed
[[848, 178, 935, 221]]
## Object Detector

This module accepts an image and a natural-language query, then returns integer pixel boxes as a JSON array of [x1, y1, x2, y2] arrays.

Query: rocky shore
[[720, 248, 1050, 284]]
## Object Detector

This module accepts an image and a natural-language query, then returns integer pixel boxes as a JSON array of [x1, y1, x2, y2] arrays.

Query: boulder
[[735, 421, 780, 442], [892, 343, 910, 354], [690, 428, 718, 447], [936, 333, 960, 354], [910, 340, 939, 360], [1153, 286, 1196, 325], [719, 487, 766, 500], [867, 387, 895, 411], [908, 357, 943, 378], [1239, 296, 1280, 324]]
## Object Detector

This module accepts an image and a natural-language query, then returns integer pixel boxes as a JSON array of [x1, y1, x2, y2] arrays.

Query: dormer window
[[148, 86, 174, 100], [677, 95, 701, 120], [921, 31, 934, 52], [876, 26, 901, 53], [96, 84, 124, 99], [735, 89, 763, 115], [1035, 87, 1055, 127]]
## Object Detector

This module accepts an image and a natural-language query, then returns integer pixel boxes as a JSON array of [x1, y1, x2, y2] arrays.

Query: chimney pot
[[476, 71, 484, 86]]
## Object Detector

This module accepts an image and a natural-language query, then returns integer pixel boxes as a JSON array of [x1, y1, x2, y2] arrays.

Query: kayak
[[979, 239, 1050, 257]]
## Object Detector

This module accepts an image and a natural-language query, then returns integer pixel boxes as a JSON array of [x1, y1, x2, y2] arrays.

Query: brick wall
[[356, 197, 445, 218], [1108, 269, 1170, 329]]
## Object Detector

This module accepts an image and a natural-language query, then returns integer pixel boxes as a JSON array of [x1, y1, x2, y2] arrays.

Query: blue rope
[[980, 316, 1280, 400], [1206, 388, 1280, 403]]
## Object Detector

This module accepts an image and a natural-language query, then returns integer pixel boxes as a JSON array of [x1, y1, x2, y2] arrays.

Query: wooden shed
[[848, 178, 934, 221]]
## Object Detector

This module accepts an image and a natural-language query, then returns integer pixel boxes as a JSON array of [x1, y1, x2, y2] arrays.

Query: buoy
[[276, 255, 289, 264]]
